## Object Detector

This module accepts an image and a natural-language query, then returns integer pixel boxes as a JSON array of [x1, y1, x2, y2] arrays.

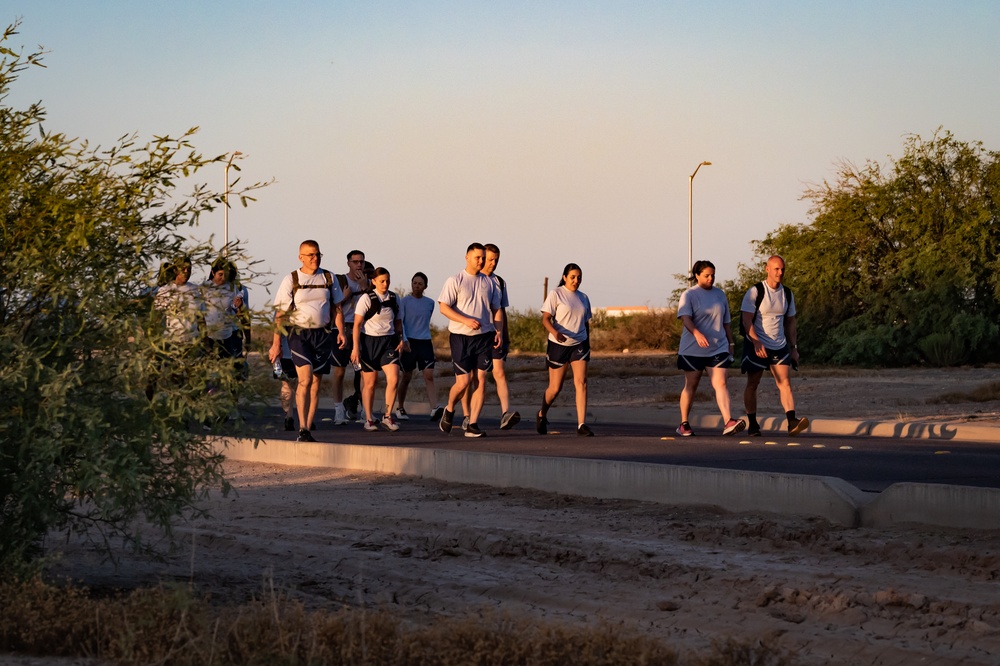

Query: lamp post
[[223, 150, 243, 257], [687, 160, 712, 280]]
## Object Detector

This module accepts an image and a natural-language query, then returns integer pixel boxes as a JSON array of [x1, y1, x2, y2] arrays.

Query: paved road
[[239, 406, 1000, 493]]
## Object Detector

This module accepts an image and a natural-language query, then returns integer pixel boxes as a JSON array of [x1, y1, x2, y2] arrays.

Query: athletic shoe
[[535, 413, 548, 435], [747, 424, 762, 436], [344, 395, 360, 421], [284, 417, 295, 432], [675, 422, 694, 437], [429, 406, 444, 422], [297, 428, 316, 442], [723, 418, 747, 436], [462, 416, 470, 432], [788, 417, 810, 436], [381, 413, 400, 431], [363, 419, 379, 432], [334, 403, 347, 426], [394, 408, 410, 421], [577, 424, 594, 437], [500, 410, 521, 430], [439, 409, 454, 433], [464, 423, 485, 438]]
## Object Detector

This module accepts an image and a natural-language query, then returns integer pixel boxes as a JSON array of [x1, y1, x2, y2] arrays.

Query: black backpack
[[362, 290, 399, 321], [739, 282, 792, 337], [285, 269, 335, 315]]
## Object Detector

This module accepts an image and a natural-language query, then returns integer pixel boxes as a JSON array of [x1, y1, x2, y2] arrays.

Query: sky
[[6, 2, 1000, 320]]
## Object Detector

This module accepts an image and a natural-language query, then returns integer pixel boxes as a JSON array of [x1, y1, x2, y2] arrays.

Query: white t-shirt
[[154, 281, 204, 344], [677, 285, 731, 356], [541, 286, 592, 346], [202, 281, 241, 341], [273, 269, 342, 330], [400, 294, 434, 340], [355, 291, 399, 337], [741, 282, 796, 349], [339, 274, 368, 323], [438, 270, 501, 336]]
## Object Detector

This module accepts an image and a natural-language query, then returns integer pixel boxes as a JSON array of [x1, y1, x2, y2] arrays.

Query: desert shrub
[[507, 308, 547, 353], [590, 310, 681, 352], [930, 380, 1000, 404]]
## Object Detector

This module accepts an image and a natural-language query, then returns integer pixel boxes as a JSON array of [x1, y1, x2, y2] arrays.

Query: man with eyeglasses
[[268, 240, 344, 442], [331, 249, 371, 424]]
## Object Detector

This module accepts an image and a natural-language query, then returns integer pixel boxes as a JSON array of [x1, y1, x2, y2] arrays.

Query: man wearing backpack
[[740, 255, 809, 436], [268, 240, 345, 442]]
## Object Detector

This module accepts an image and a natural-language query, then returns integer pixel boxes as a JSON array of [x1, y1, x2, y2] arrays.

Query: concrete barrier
[[218, 438, 868, 526], [862, 483, 1000, 529]]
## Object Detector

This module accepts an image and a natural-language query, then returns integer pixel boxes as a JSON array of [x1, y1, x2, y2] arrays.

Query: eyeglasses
[[301, 252, 322, 258]]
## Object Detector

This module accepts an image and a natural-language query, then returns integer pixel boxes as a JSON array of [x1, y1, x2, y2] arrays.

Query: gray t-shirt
[[677, 285, 731, 356], [541, 286, 592, 346], [438, 270, 501, 336], [741, 282, 796, 349]]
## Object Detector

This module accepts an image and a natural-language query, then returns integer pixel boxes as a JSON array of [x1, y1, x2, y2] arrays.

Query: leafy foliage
[[720, 129, 1000, 366], [0, 23, 267, 574]]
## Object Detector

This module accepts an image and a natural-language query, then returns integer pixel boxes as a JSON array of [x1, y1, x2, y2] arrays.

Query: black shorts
[[450, 332, 495, 376], [492, 340, 510, 361], [359, 334, 401, 372], [741, 343, 794, 374], [677, 351, 731, 372], [401, 338, 436, 372], [210, 332, 243, 359], [330, 326, 355, 367], [288, 328, 333, 375], [546, 339, 590, 369]]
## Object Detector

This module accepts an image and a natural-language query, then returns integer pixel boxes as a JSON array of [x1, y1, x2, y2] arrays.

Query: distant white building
[[600, 306, 660, 318]]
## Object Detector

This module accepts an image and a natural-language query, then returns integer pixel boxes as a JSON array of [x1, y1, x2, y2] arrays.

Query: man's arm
[[439, 301, 480, 330]]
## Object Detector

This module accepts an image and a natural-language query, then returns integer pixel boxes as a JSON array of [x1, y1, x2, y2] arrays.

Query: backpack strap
[[741, 282, 792, 337], [363, 290, 399, 321], [286, 270, 335, 316]]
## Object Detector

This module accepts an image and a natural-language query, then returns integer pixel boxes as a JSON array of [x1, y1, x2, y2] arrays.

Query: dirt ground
[[35, 362, 1000, 665]]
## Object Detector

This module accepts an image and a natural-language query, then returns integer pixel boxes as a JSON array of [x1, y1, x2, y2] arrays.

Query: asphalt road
[[241, 407, 1000, 493]]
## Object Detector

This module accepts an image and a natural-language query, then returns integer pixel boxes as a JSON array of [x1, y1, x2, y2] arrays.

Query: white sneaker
[[363, 419, 378, 432], [381, 413, 400, 431], [334, 403, 347, 426], [394, 408, 410, 421]]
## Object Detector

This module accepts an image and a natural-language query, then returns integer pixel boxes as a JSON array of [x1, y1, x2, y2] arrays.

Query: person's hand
[[555, 332, 567, 343], [337, 333, 346, 348], [268, 343, 280, 364], [467, 317, 481, 331], [350, 349, 360, 365], [694, 330, 709, 348], [494, 330, 503, 349], [754, 339, 767, 358], [790, 346, 800, 364], [401, 340, 411, 353]]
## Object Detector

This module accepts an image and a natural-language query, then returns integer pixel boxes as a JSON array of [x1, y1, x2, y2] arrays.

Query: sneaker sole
[[788, 417, 810, 436], [723, 420, 747, 436], [464, 431, 484, 438], [500, 412, 521, 430]]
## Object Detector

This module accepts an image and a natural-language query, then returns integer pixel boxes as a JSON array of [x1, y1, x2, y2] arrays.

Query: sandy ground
[[32, 362, 1000, 665]]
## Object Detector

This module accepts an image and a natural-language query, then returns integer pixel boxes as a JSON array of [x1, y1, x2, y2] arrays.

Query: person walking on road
[[352, 267, 404, 432], [397, 271, 443, 422], [675, 260, 746, 437], [537, 263, 594, 437], [437, 243, 503, 438], [740, 254, 809, 436]]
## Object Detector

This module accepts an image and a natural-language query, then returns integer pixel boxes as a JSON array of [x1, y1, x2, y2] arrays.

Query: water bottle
[[272, 356, 284, 380]]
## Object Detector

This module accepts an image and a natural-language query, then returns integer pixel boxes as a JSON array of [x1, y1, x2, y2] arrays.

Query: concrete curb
[[215, 437, 999, 530]]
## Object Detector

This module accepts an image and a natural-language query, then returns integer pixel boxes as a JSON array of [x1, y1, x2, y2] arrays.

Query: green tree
[[0, 23, 266, 573], [722, 130, 1000, 366]]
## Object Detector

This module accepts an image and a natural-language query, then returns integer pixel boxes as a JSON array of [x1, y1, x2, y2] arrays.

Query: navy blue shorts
[[330, 326, 354, 367], [359, 334, 401, 372], [401, 338, 436, 372], [678, 351, 732, 372], [288, 328, 333, 375], [546, 339, 590, 369], [741, 343, 794, 374], [450, 332, 495, 376]]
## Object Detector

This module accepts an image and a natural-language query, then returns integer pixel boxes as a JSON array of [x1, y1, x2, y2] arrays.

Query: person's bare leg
[[422, 367, 437, 411], [543, 365, 568, 414], [383, 364, 400, 415], [447, 373, 471, 412], [361, 370, 377, 422], [679, 370, 702, 423], [744, 370, 764, 414], [469, 369, 488, 423], [493, 358, 510, 414], [570, 359, 588, 426], [332, 366, 346, 402], [397, 369, 412, 411], [769, 364, 796, 413], [708, 366, 732, 422], [294, 365, 314, 429]]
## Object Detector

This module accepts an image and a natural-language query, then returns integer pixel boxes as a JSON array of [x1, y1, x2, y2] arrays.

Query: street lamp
[[687, 160, 712, 280], [223, 150, 243, 257]]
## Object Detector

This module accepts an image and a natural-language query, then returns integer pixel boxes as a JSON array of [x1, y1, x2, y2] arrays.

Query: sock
[[748, 413, 758, 429], [786, 410, 796, 426], [539, 401, 550, 417]]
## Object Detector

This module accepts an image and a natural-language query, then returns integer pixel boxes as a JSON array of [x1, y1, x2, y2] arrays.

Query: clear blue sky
[[7, 2, 1000, 316]]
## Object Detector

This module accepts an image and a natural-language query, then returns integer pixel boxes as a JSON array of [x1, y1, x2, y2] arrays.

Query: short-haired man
[[269, 240, 345, 442], [331, 249, 369, 424], [460, 243, 519, 431], [437, 243, 503, 438], [741, 254, 808, 436]]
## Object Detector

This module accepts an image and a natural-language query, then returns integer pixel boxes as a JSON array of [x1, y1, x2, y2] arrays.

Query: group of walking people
[[266, 239, 807, 442]]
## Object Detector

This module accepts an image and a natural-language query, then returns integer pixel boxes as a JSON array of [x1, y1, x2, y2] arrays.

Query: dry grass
[[0, 578, 793, 665], [930, 380, 1000, 404]]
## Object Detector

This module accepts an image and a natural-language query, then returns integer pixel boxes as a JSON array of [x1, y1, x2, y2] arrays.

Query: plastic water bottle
[[272, 356, 284, 379]]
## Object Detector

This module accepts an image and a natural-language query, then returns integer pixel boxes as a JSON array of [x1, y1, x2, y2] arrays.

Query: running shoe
[[429, 406, 444, 422], [439, 409, 454, 433], [788, 417, 810, 436], [334, 403, 347, 426], [500, 410, 521, 430], [577, 424, 594, 437], [535, 412, 548, 435], [296, 428, 316, 443], [284, 417, 295, 432], [462, 416, 470, 432], [723, 418, 747, 436], [675, 422, 694, 437], [465, 423, 485, 438], [747, 424, 762, 436], [363, 419, 379, 432], [394, 408, 410, 421], [344, 395, 360, 421], [381, 414, 400, 431]]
